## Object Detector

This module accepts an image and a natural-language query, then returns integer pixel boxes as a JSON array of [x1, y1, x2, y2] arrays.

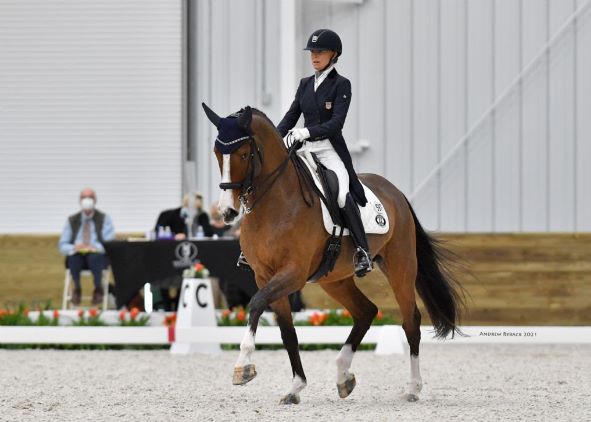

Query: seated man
[[155, 192, 213, 239], [58, 187, 115, 305]]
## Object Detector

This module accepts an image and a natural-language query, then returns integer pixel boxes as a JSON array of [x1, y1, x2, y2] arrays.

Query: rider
[[277, 29, 372, 277]]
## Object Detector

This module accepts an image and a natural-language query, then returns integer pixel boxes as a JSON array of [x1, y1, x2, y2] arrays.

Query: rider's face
[[310, 50, 335, 72]]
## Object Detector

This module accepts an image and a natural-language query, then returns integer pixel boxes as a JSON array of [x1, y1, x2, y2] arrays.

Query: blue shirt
[[58, 212, 115, 256]]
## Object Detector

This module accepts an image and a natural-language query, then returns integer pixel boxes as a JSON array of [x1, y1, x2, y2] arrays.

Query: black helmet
[[304, 29, 342, 57]]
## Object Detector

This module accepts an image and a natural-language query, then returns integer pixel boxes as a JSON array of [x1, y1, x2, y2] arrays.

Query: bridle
[[219, 134, 301, 214]]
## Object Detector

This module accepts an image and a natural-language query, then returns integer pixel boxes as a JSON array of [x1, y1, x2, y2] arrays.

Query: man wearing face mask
[[58, 187, 115, 305]]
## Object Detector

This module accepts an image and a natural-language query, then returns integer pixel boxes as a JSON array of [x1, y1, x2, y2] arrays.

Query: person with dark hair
[[155, 192, 213, 239]]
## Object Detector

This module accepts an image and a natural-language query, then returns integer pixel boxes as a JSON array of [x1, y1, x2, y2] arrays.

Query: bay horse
[[202, 104, 464, 405]]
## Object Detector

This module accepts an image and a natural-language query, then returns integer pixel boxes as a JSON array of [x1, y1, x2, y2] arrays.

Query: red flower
[[342, 309, 351, 318], [52, 309, 59, 319], [309, 312, 322, 326], [163, 313, 176, 326], [194, 263, 205, 272], [376, 310, 383, 320], [130, 307, 140, 320], [78, 309, 84, 318], [119, 310, 126, 321], [23, 308, 29, 317], [236, 309, 246, 322], [222, 310, 231, 318], [0, 309, 6, 318], [88, 308, 98, 318]]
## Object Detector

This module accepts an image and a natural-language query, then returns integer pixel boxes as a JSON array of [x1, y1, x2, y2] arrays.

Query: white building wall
[[0, 0, 183, 234], [193, 0, 591, 232]]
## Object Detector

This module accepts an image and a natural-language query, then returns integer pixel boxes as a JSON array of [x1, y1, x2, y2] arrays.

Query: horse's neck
[[252, 129, 300, 211]]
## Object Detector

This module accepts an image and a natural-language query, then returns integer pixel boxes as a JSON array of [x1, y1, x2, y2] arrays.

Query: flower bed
[[0, 304, 400, 350]]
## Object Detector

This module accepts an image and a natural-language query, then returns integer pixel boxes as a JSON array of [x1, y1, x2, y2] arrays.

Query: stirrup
[[353, 247, 373, 278], [237, 251, 251, 270]]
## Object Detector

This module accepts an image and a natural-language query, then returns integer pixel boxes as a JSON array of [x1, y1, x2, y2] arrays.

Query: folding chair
[[62, 258, 111, 310]]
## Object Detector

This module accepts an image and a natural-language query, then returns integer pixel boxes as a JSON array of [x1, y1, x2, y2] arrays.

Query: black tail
[[406, 199, 466, 339]]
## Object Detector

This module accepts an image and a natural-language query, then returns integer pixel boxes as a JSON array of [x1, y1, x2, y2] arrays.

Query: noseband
[[219, 136, 298, 214]]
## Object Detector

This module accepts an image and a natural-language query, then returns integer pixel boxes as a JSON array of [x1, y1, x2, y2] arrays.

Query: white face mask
[[80, 197, 95, 211]]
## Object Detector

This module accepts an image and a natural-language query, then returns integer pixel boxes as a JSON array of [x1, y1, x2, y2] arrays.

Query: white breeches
[[299, 139, 349, 208]]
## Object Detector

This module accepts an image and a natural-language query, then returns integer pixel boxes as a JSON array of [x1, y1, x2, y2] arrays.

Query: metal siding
[[384, 0, 413, 195], [440, 0, 467, 231], [356, 0, 386, 176], [410, 0, 440, 230], [493, 0, 521, 231], [521, 0, 550, 230], [576, 1, 591, 230], [191, 0, 589, 233], [466, 0, 494, 231], [0, 0, 182, 233], [548, 0, 576, 231]]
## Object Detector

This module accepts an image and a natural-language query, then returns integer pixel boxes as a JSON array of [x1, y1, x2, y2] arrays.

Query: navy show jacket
[[277, 69, 367, 206]]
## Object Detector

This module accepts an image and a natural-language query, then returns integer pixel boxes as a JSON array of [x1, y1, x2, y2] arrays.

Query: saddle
[[291, 150, 389, 282]]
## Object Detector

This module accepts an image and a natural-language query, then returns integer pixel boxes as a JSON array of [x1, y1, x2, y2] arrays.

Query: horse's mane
[[253, 108, 283, 138], [232, 106, 282, 140]]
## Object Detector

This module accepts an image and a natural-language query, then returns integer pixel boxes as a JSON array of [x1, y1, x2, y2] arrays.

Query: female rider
[[277, 29, 372, 277]]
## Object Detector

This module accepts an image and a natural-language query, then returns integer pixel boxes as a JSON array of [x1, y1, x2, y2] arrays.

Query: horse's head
[[202, 103, 271, 225]]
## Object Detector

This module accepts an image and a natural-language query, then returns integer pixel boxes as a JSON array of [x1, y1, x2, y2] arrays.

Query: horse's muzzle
[[222, 207, 239, 224]]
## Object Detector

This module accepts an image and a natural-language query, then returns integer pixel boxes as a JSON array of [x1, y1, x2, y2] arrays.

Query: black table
[[104, 239, 257, 309]]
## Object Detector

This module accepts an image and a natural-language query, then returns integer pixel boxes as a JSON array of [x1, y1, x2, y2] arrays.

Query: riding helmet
[[304, 29, 342, 57]]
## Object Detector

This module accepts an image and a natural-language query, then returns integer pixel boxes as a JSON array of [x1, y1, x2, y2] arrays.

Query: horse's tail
[[406, 198, 466, 339]]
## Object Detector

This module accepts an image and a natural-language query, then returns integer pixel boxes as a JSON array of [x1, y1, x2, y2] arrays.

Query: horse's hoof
[[232, 364, 257, 385], [279, 393, 300, 405], [337, 373, 356, 398], [406, 393, 419, 402]]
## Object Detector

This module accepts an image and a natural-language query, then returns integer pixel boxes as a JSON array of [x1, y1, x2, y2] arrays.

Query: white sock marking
[[336, 344, 354, 384], [235, 328, 255, 367], [288, 375, 307, 395], [408, 354, 423, 394]]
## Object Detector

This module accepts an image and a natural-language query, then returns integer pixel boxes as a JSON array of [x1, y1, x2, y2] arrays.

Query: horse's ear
[[201, 102, 221, 128], [237, 106, 252, 134]]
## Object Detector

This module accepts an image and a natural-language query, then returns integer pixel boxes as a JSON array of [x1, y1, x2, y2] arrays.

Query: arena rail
[[1, 326, 590, 349]]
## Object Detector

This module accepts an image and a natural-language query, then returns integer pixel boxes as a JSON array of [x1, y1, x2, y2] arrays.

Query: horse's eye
[[240, 152, 249, 160]]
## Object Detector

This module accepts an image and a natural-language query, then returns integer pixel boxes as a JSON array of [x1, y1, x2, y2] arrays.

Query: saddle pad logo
[[375, 214, 386, 227], [325, 102, 332, 110], [173, 241, 198, 268], [374, 202, 383, 213]]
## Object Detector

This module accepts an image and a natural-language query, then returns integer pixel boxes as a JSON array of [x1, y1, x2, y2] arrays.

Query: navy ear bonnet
[[201, 103, 253, 155], [215, 115, 251, 154]]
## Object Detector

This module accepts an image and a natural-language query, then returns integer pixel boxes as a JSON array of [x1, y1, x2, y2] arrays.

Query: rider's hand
[[290, 128, 310, 142]]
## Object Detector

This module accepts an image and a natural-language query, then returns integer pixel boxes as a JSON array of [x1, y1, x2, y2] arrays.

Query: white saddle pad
[[298, 151, 390, 236]]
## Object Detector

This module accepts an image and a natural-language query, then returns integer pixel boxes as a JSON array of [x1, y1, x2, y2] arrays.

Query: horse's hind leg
[[320, 277, 378, 399], [376, 246, 423, 402], [271, 296, 307, 404]]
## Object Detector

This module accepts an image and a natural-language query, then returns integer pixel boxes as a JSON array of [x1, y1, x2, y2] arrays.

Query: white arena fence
[[0, 310, 590, 351]]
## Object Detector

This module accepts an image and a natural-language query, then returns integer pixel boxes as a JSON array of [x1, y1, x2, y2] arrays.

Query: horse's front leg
[[272, 296, 307, 404], [232, 269, 304, 392]]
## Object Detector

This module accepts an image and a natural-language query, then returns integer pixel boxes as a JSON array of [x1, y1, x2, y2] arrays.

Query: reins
[[227, 136, 314, 214]]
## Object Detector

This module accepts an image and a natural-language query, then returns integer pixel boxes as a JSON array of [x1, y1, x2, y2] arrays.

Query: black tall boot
[[342, 193, 373, 277]]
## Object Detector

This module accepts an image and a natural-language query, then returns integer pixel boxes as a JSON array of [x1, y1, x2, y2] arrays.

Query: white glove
[[290, 128, 310, 142]]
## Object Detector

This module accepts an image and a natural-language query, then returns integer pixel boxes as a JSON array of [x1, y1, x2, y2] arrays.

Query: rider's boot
[[341, 193, 373, 277]]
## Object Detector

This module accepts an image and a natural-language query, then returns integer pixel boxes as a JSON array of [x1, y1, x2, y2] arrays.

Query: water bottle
[[157, 226, 165, 239], [196, 225, 204, 239]]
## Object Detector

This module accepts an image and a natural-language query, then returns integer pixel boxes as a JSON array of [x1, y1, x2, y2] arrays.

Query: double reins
[[219, 135, 314, 214]]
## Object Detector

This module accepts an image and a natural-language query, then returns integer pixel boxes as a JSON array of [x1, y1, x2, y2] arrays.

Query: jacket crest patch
[[325, 101, 332, 110]]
